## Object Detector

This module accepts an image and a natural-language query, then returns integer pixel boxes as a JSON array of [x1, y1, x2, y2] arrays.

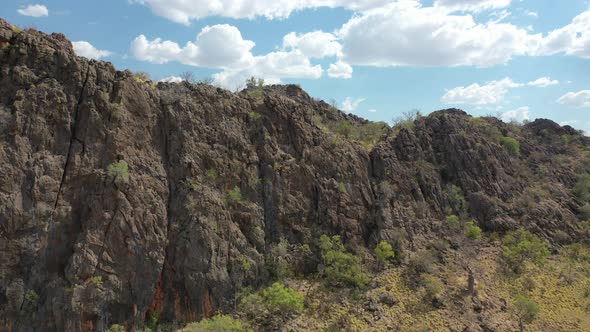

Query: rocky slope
[[0, 19, 588, 331]]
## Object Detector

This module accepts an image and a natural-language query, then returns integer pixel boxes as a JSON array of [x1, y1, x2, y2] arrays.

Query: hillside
[[0, 19, 589, 332]]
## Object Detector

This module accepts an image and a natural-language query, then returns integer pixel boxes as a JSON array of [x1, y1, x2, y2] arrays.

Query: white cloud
[[442, 78, 522, 105], [131, 24, 255, 68], [212, 50, 322, 89], [434, 0, 511, 12], [159, 76, 183, 83], [327, 61, 353, 79], [524, 10, 538, 18], [132, 25, 323, 89], [501, 106, 530, 122], [338, 1, 540, 68], [72, 41, 112, 60], [488, 10, 512, 24], [132, 0, 391, 25], [443, 76, 561, 105], [527, 77, 559, 87], [17, 4, 48, 17], [557, 90, 590, 108], [536, 9, 590, 59], [341, 97, 365, 111], [283, 31, 341, 58]]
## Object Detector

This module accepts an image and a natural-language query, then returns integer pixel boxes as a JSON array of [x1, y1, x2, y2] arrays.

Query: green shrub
[[562, 243, 590, 263], [248, 112, 262, 121], [500, 136, 520, 155], [446, 215, 462, 233], [573, 174, 590, 201], [184, 314, 252, 332], [409, 250, 436, 275], [226, 186, 243, 202], [420, 273, 443, 299], [239, 283, 304, 319], [147, 310, 159, 331], [561, 134, 575, 145], [335, 121, 353, 138], [338, 182, 347, 193], [446, 185, 467, 215], [11, 25, 21, 34], [22, 290, 39, 315], [133, 72, 151, 83], [240, 292, 266, 319], [246, 89, 263, 99], [106, 324, 126, 332], [89, 276, 103, 287], [464, 220, 482, 240], [501, 229, 550, 274], [262, 282, 304, 314], [375, 241, 395, 269], [319, 235, 369, 288], [513, 295, 539, 332], [107, 160, 129, 185], [205, 169, 218, 182], [265, 239, 292, 280], [239, 255, 252, 274]]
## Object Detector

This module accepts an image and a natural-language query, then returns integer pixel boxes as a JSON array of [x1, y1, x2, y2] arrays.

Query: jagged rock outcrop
[[0, 19, 588, 331]]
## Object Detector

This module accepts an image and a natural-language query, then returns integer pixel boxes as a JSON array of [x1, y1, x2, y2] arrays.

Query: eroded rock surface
[[0, 19, 588, 331]]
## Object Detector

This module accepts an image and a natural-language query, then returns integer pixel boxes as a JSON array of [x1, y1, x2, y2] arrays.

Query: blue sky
[[2, 0, 590, 131]]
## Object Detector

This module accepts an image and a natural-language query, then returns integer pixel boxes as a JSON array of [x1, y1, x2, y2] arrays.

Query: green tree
[[184, 314, 252, 332], [319, 235, 369, 288], [375, 241, 395, 270], [513, 295, 539, 332], [501, 230, 550, 274]]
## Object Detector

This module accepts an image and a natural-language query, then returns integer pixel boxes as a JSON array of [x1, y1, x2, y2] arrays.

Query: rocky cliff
[[0, 19, 588, 331]]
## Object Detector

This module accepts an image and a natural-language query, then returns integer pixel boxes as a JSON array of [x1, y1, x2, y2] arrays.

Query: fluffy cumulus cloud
[[536, 10, 590, 59], [282, 31, 341, 58], [159, 76, 183, 83], [557, 90, 590, 108], [72, 41, 112, 59], [130, 1, 590, 88], [132, 0, 391, 25], [327, 61, 353, 79], [442, 78, 522, 105], [17, 4, 49, 17], [443, 76, 561, 105], [131, 24, 255, 68], [527, 77, 559, 87], [338, 1, 540, 67], [131, 25, 323, 88], [433, 0, 511, 12], [501, 106, 530, 122], [212, 50, 322, 88], [341, 97, 365, 111]]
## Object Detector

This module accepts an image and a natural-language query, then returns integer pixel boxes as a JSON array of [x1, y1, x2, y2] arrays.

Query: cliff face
[[0, 19, 587, 331]]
